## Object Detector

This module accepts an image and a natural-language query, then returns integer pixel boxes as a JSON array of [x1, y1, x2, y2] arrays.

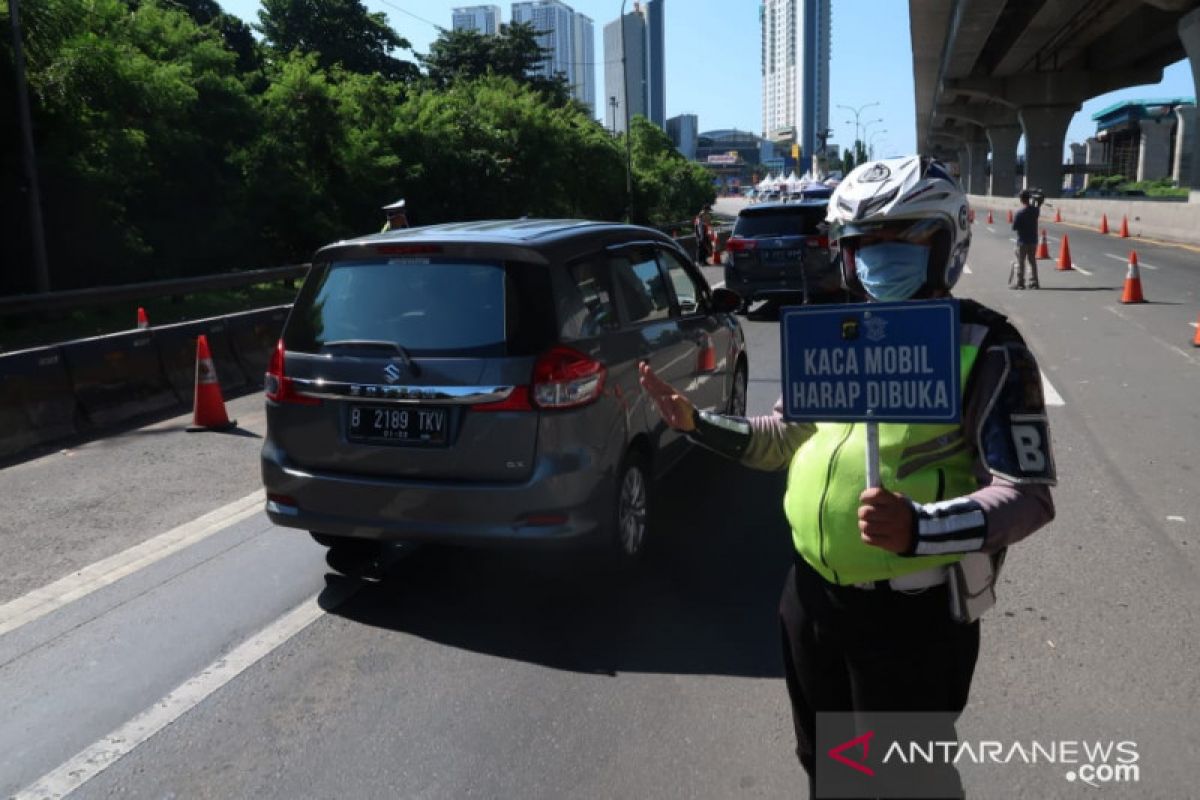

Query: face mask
[[854, 242, 930, 302]]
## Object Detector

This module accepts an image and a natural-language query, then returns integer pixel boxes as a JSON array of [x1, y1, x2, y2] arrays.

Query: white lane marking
[[1068, 263, 1093, 276], [1190, 321, 1198, 329], [1167, 515, 1186, 523], [713, 280, 725, 288], [963, 264, 973, 275], [0, 490, 265, 638], [13, 592, 331, 800], [1104, 253, 1158, 270], [1041, 372, 1065, 407]]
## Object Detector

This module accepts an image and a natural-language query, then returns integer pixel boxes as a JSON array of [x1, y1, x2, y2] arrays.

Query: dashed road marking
[[1068, 263, 1093, 276], [0, 490, 265, 638], [12, 588, 350, 800], [1104, 253, 1158, 270]]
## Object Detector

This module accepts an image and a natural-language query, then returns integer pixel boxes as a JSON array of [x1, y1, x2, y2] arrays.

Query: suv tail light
[[532, 346, 606, 409], [725, 236, 757, 253], [807, 236, 829, 248], [265, 340, 321, 405], [474, 346, 606, 412]]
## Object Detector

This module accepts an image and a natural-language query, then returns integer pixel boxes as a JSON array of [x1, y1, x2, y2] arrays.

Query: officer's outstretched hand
[[638, 361, 696, 432], [858, 487, 914, 554]]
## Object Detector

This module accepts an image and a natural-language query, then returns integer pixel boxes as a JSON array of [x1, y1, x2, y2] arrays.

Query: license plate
[[348, 404, 448, 446], [764, 249, 803, 263]]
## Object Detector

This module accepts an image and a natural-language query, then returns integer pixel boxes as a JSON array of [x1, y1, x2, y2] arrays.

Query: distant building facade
[[603, 1, 665, 133], [761, 0, 831, 166], [452, 5, 502, 34], [512, 1, 595, 115], [667, 114, 699, 160], [1083, 98, 1196, 188]]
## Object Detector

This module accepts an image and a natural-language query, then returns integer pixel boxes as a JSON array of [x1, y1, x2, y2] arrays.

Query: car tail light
[[725, 236, 757, 253], [807, 236, 830, 248], [471, 346, 605, 412], [470, 385, 533, 412], [533, 346, 606, 409], [265, 340, 321, 405]]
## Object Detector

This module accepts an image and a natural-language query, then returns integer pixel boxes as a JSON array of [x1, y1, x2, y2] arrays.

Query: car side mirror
[[711, 287, 742, 314]]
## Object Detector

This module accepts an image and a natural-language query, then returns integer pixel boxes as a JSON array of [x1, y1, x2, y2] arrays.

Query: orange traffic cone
[[1007, 209, 1014, 224], [1035, 229, 1050, 259], [986, 210, 994, 224], [1099, 214, 1109, 234], [1056, 235, 1074, 271], [1054, 208, 1062, 223], [1120, 251, 1145, 304], [187, 335, 237, 432], [1192, 312, 1200, 347], [137, 307, 150, 330], [1119, 216, 1129, 238]]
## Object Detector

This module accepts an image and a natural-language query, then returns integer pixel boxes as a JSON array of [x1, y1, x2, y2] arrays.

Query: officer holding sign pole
[[640, 156, 1056, 798]]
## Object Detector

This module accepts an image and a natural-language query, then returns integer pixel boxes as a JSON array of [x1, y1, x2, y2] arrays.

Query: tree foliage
[[1, 0, 713, 294]]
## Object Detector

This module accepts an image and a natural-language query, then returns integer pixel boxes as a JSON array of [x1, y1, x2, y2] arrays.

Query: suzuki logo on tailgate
[[383, 362, 403, 383]]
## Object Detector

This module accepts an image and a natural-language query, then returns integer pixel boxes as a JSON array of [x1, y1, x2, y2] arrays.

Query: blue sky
[[216, 0, 1195, 158]]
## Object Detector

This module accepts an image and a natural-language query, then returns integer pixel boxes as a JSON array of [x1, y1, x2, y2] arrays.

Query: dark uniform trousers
[[779, 556, 981, 799]]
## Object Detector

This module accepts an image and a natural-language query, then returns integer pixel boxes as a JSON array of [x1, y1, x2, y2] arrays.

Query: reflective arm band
[[686, 409, 753, 461], [903, 497, 987, 557]]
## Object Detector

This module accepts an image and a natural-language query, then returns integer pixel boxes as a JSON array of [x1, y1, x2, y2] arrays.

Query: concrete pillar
[[965, 139, 989, 195], [1178, 7, 1200, 199], [1019, 104, 1077, 197], [1138, 118, 1174, 182], [1068, 143, 1086, 193], [1173, 105, 1196, 186], [1084, 136, 1105, 189], [985, 124, 1021, 197]]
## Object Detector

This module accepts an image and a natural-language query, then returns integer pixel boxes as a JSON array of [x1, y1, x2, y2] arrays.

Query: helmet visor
[[837, 217, 949, 249]]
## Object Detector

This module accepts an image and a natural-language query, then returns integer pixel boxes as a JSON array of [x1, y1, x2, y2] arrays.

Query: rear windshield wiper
[[321, 340, 422, 376]]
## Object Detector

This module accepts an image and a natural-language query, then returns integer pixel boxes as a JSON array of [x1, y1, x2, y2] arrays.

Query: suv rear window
[[735, 206, 828, 237], [285, 258, 554, 356]]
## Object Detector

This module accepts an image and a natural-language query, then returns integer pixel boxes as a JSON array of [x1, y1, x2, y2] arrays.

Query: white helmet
[[826, 156, 970, 300]]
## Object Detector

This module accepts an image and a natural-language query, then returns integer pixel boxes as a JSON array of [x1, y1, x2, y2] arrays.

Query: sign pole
[[865, 419, 880, 489]]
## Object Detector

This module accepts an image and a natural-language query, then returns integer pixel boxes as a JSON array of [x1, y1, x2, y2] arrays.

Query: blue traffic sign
[[780, 300, 961, 423]]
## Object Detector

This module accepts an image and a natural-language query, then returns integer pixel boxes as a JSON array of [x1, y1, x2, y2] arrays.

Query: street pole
[[619, 0, 634, 222], [9, 0, 51, 293], [837, 102, 880, 166]]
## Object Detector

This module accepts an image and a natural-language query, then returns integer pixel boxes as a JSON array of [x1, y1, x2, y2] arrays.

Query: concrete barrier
[[969, 194, 1200, 248], [60, 331, 179, 428], [0, 345, 77, 459], [154, 317, 248, 403], [225, 305, 291, 387]]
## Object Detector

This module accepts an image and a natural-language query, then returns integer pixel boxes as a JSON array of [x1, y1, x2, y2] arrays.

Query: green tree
[[627, 116, 714, 225], [419, 22, 572, 106], [257, 0, 417, 80], [391, 75, 624, 223]]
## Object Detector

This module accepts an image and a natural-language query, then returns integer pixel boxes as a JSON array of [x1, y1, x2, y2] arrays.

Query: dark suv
[[261, 220, 747, 562], [723, 200, 844, 307]]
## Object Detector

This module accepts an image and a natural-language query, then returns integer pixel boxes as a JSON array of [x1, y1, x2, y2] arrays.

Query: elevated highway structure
[[911, 0, 1200, 196]]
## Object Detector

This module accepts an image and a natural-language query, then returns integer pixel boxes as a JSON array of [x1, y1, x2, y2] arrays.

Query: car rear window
[[735, 206, 828, 237], [285, 258, 554, 356]]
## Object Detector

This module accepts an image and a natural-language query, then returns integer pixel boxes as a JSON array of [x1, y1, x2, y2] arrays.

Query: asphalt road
[[2, 210, 1199, 798]]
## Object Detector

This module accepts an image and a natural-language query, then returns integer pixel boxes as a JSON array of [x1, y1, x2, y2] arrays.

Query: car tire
[[611, 450, 651, 561], [727, 361, 748, 416]]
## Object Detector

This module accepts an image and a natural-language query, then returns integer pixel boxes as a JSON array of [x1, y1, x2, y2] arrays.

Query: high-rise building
[[452, 5, 502, 35], [667, 114, 699, 160], [761, 0, 831, 166], [603, 2, 664, 133], [646, 0, 665, 128], [512, 1, 595, 115]]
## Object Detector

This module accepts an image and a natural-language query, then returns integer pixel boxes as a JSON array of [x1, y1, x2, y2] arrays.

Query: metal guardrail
[[0, 265, 310, 317]]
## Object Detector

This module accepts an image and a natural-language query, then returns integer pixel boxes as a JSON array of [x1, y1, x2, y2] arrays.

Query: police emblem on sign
[[859, 163, 891, 183]]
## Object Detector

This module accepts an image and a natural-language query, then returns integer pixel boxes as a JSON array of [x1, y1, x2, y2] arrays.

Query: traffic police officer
[[381, 198, 409, 231], [640, 156, 1056, 797]]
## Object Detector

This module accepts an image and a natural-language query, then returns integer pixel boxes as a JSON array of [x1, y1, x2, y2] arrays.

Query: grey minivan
[[261, 220, 747, 563]]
